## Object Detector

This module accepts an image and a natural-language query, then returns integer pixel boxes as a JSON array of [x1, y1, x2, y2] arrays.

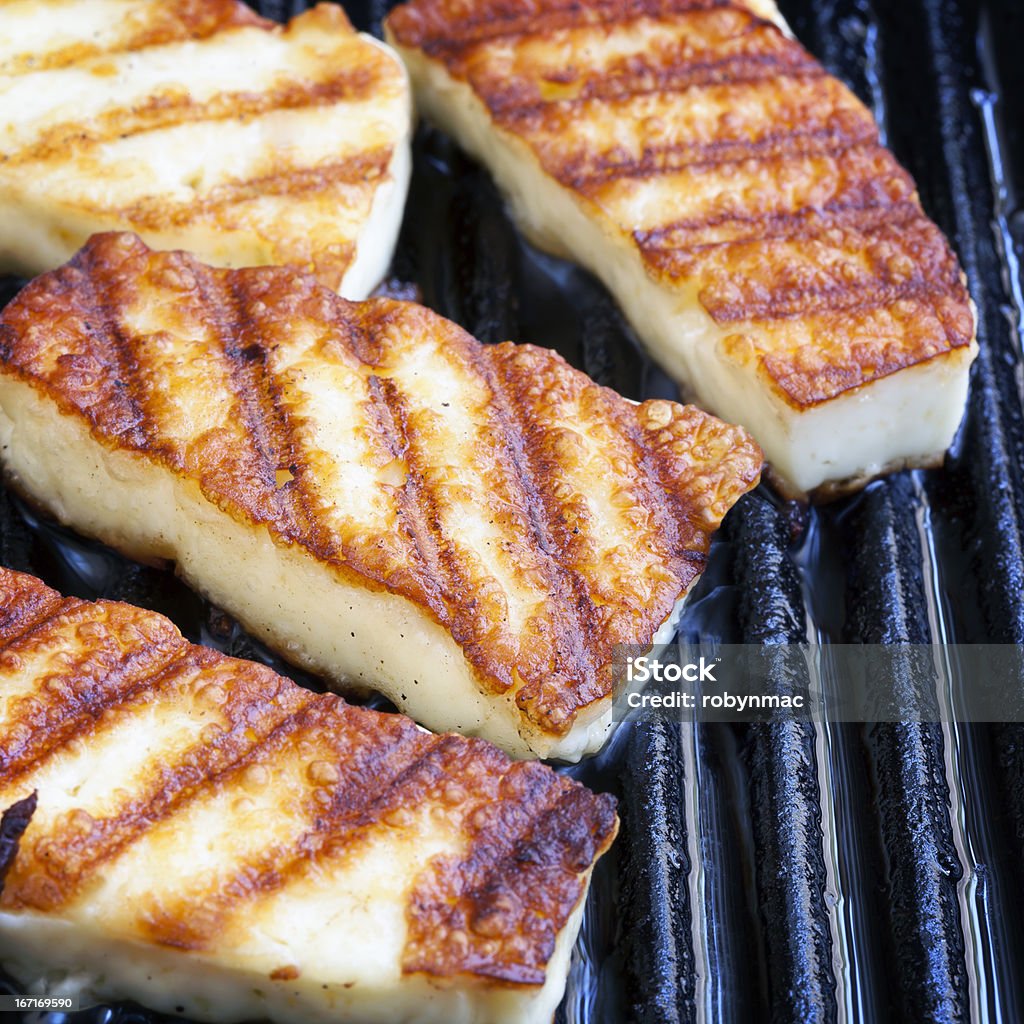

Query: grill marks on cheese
[[0, 567, 617, 984], [0, 0, 263, 76], [0, 233, 762, 736], [0, 0, 408, 292], [386, 0, 975, 409]]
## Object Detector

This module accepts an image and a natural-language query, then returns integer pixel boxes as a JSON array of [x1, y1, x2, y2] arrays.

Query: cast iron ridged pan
[[2, 0, 1024, 1021]]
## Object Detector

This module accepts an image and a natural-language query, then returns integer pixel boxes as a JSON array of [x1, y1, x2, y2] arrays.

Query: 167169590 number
[[0, 995, 78, 1011]]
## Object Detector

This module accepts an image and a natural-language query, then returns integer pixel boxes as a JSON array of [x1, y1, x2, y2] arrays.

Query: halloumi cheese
[[0, 0, 411, 298], [0, 565, 617, 1024], [384, 0, 979, 498], [0, 232, 762, 760]]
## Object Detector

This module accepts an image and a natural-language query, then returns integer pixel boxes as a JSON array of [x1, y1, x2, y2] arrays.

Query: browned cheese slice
[[385, 0, 978, 497], [0, 0, 411, 297], [0, 566, 617, 1024], [0, 232, 761, 759]]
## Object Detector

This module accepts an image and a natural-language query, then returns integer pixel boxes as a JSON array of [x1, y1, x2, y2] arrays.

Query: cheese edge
[[0, 885, 590, 1024], [0, 373, 688, 761]]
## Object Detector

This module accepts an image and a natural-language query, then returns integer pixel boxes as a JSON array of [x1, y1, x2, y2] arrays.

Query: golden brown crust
[[0, 566, 617, 985], [386, 0, 976, 408], [0, 233, 762, 737], [405, 757, 617, 984], [0, 572, 70, 649], [0, 1, 407, 293], [7, 74, 392, 171]]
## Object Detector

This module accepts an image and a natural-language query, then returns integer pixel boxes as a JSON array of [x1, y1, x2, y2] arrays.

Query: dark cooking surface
[[1, 0, 1023, 1021]]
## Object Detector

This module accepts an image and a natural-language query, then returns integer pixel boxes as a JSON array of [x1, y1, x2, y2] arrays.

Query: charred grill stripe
[[404, 762, 616, 984], [495, 70, 854, 126], [69, 244, 152, 449], [561, 122, 880, 188], [404, 764, 571, 984], [705, 277, 954, 327], [114, 151, 391, 234], [0, 587, 72, 649], [481, 347, 625, 721], [472, 10, 812, 110], [3, 678, 321, 912], [0, 648, 196, 786], [588, 138, 912, 211], [204, 151, 390, 202], [363, 373, 450, 619], [232, 279, 350, 560], [366, 361, 478, 655], [592, 398, 697, 570], [343, 307, 475, 628], [6, 65, 388, 168], [635, 195, 921, 253], [402, 0, 734, 57], [690, 212, 963, 326], [486, 62, 825, 117], [194, 268, 298, 533], [209, 271, 275, 463], [0, 608, 189, 782], [618, 407, 738, 576], [455, 337, 600, 706], [261, 371, 335, 557], [140, 714, 443, 949], [224, 276, 368, 564]]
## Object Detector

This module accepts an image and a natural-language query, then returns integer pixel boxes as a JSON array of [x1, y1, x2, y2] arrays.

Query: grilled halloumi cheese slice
[[385, 0, 979, 498], [0, 566, 617, 1024], [0, 232, 761, 761], [0, 0, 411, 298]]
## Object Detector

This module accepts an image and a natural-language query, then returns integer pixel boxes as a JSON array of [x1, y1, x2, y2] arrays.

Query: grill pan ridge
[[1, 0, 1023, 1022]]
